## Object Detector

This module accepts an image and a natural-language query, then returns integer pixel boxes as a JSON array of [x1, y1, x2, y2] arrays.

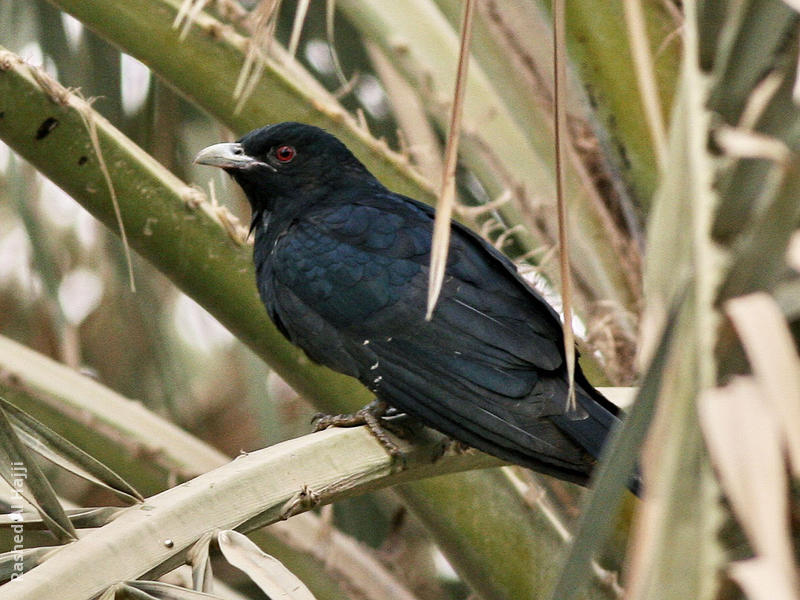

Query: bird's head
[[194, 122, 377, 223]]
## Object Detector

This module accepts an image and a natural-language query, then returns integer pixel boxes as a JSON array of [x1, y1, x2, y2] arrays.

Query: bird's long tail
[[551, 383, 641, 496]]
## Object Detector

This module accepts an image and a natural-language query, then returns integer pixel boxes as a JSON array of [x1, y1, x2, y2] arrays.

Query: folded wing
[[268, 193, 619, 483]]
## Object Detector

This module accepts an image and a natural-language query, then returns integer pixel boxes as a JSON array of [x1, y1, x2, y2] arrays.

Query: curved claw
[[310, 401, 405, 459]]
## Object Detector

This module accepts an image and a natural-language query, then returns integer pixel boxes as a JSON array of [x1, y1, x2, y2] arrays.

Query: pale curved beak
[[194, 142, 276, 172]]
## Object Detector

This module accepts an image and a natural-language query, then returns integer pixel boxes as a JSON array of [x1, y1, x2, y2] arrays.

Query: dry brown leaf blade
[[623, 0, 668, 170], [325, 0, 349, 88], [552, 0, 577, 412], [699, 378, 798, 595], [426, 0, 476, 320], [173, 0, 210, 40], [729, 558, 800, 600], [287, 0, 311, 57], [234, 0, 282, 112], [218, 530, 317, 600], [725, 292, 800, 477], [75, 94, 136, 292]]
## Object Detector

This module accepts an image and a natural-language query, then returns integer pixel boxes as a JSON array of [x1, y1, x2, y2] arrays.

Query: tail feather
[[551, 385, 641, 496], [550, 389, 614, 461]]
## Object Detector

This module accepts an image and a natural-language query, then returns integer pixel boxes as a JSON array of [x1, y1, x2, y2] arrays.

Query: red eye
[[275, 145, 296, 163]]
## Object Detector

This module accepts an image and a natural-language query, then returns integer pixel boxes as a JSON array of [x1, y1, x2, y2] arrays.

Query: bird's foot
[[312, 400, 406, 458]]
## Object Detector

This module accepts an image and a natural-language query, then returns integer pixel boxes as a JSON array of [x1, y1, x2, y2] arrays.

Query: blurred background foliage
[[0, 0, 798, 599]]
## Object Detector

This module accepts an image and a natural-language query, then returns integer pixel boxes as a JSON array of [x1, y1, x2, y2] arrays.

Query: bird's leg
[[312, 399, 405, 457]]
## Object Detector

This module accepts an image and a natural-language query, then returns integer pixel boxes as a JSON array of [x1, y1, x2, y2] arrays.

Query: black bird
[[195, 122, 626, 488]]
